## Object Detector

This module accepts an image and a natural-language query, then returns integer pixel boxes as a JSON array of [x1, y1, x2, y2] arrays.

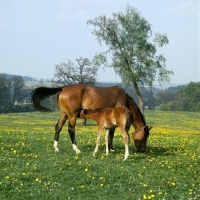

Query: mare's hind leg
[[54, 112, 68, 151], [68, 116, 81, 154]]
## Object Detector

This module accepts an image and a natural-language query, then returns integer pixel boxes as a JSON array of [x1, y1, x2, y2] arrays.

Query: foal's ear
[[148, 126, 153, 131], [82, 109, 89, 114]]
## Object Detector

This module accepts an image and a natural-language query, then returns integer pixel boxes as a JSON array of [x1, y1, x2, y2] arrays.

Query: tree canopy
[[87, 5, 173, 113], [52, 57, 98, 86]]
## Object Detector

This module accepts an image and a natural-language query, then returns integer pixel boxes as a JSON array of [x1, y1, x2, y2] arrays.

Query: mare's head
[[132, 126, 152, 153]]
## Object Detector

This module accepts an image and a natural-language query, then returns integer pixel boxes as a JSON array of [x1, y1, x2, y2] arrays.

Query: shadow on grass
[[141, 145, 185, 157]]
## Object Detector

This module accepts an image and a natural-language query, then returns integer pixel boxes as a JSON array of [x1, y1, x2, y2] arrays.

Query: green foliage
[[88, 5, 173, 86], [0, 74, 33, 113], [158, 82, 200, 112], [0, 111, 199, 199]]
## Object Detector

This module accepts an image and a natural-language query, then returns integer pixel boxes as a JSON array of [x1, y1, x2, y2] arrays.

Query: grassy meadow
[[0, 111, 199, 199]]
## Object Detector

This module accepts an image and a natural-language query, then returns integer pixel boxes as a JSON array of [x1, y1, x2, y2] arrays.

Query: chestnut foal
[[80, 106, 132, 160]]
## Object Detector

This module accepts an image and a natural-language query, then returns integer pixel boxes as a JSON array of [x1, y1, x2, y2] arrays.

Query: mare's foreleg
[[68, 117, 81, 154], [93, 128, 103, 156], [54, 114, 67, 151], [108, 127, 115, 152]]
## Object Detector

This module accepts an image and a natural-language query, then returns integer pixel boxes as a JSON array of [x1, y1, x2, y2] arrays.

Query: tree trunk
[[133, 81, 144, 114]]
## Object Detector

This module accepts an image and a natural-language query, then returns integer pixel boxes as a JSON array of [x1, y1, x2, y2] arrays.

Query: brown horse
[[31, 84, 152, 154], [80, 106, 131, 160]]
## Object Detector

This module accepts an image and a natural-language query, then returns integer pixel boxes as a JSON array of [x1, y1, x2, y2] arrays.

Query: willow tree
[[87, 5, 173, 113]]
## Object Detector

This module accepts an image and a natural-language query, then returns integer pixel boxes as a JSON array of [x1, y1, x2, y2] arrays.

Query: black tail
[[31, 87, 62, 112]]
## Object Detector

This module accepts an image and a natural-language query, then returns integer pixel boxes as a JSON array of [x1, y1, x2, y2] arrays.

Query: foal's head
[[132, 126, 152, 153], [80, 109, 88, 119]]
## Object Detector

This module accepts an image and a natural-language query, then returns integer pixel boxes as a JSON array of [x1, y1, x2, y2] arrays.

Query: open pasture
[[0, 111, 199, 199]]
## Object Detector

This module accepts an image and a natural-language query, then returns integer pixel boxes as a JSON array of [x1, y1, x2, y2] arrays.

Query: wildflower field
[[0, 111, 199, 200]]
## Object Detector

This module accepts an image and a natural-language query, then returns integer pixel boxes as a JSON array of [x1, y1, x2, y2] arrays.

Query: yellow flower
[[26, 162, 30, 166], [100, 184, 103, 187], [143, 194, 147, 199], [171, 182, 176, 186], [85, 168, 88, 172], [35, 178, 39, 182], [143, 184, 147, 187]]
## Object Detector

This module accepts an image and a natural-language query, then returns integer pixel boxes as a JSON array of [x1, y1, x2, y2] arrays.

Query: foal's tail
[[31, 87, 62, 112]]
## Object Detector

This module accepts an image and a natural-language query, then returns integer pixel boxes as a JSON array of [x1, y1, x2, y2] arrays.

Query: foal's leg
[[93, 127, 103, 156], [68, 116, 81, 154], [54, 112, 68, 151], [105, 129, 110, 155], [120, 128, 130, 160]]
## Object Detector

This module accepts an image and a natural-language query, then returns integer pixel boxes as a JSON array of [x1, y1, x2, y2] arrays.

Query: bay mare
[[31, 84, 152, 154]]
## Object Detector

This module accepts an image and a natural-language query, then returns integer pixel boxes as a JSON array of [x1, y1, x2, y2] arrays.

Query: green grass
[[0, 111, 199, 199]]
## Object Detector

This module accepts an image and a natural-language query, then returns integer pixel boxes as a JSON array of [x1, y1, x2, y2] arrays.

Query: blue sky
[[0, 0, 199, 85]]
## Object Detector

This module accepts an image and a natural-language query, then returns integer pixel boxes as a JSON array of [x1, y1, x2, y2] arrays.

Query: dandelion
[[143, 184, 147, 187], [35, 178, 39, 182], [143, 194, 147, 199], [99, 177, 104, 180], [171, 182, 176, 186], [6, 176, 9, 179], [188, 189, 192, 194], [26, 162, 30, 166], [100, 184, 103, 187], [84, 168, 88, 172]]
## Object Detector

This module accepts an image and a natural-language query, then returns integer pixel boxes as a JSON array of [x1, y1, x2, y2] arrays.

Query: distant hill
[[0, 73, 38, 82]]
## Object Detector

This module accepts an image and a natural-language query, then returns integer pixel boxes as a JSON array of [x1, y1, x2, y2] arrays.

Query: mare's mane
[[126, 93, 146, 126]]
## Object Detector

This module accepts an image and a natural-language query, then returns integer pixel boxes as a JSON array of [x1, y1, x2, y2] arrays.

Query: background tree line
[[0, 74, 33, 113], [0, 73, 199, 113], [157, 82, 200, 112]]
